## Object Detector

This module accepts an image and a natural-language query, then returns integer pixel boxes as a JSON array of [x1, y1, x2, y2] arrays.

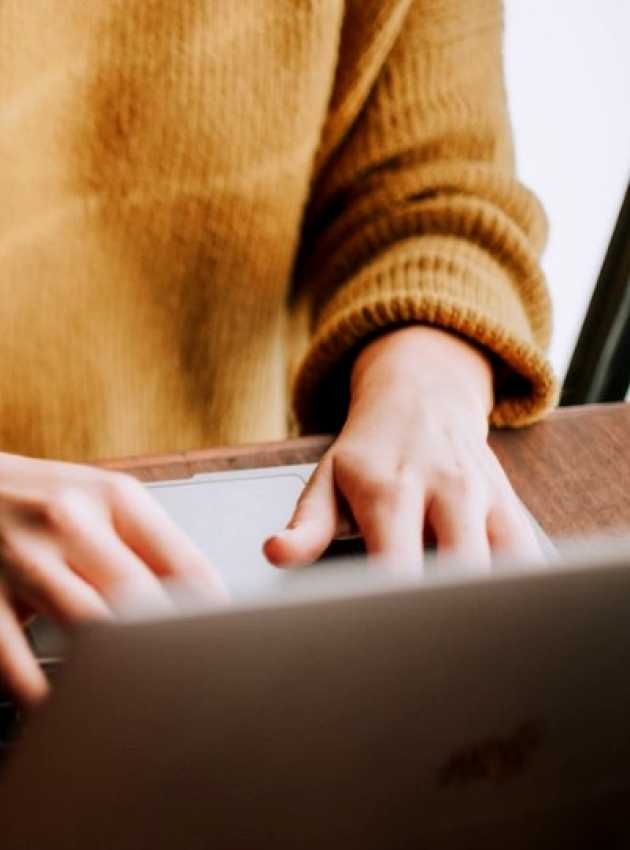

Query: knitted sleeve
[[290, 0, 558, 434]]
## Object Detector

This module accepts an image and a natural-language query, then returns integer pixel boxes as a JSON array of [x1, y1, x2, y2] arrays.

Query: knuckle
[[393, 464, 419, 494], [104, 472, 145, 504], [434, 465, 474, 500], [335, 451, 420, 505], [358, 473, 401, 505], [40, 486, 89, 531], [332, 447, 364, 479]]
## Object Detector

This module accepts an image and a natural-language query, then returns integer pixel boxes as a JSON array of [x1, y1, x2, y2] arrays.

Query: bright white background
[[503, 0, 630, 384]]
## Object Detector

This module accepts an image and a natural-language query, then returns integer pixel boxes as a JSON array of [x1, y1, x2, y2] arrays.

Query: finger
[[0, 581, 49, 707], [487, 498, 545, 564], [349, 475, 424, 569], [46, 494, 174, 615], [426, 489, 491, 570], [3, 532, 112, 625], [106, 476, 229, 603], [264, 456, 337, 567], [68, 533, 175, 616]]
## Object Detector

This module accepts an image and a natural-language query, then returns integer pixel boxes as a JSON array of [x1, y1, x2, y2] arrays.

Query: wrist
[[350, 325, 494, 418]]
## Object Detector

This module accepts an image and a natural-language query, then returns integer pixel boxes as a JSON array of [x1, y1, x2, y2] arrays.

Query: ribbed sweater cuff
[[292, 240, 559, 432]]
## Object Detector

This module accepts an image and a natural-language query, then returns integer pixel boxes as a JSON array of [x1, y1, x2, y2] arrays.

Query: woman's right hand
[[0, 452, 228, 706]]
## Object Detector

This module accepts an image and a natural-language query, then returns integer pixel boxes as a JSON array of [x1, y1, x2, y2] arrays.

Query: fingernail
[[263, 534, 286, 552]]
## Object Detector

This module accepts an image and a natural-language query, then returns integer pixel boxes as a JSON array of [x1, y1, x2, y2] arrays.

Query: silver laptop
[[2, 533, 630, 849], [4, 462, 553, 726]]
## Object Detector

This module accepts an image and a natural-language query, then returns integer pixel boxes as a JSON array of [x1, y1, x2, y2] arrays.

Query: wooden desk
[[99, 403, 630, 541]]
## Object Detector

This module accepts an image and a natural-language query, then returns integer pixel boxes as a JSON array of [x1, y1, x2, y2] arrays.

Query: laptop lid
[[3, 541, 630, 850]]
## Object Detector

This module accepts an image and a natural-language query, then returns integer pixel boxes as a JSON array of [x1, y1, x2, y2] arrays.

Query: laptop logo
[[437, 721, 544, 787]]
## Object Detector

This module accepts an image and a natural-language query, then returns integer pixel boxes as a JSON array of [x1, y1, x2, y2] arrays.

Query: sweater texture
[[0, 0, 557, 463]]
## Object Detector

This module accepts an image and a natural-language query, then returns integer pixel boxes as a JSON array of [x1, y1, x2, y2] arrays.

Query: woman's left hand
[[264, 325, 543, 570]]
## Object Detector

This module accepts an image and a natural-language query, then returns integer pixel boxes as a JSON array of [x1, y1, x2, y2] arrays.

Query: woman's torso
[[0, 0, 409, 462]]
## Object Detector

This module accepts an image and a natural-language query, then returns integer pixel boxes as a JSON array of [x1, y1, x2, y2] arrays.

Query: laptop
[[1, 532, 630, 849], [1, 463, 555, 748]]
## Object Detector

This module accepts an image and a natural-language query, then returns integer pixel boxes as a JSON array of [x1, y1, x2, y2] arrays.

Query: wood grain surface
[[488, 403, 630, 539], [97, 403, 630, 540]]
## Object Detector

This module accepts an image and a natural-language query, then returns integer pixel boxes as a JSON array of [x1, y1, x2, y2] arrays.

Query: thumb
[[263, 456, 337, 567]]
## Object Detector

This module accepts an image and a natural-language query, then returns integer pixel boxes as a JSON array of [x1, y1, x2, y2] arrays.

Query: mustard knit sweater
[[0, 0, 557, 463]]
